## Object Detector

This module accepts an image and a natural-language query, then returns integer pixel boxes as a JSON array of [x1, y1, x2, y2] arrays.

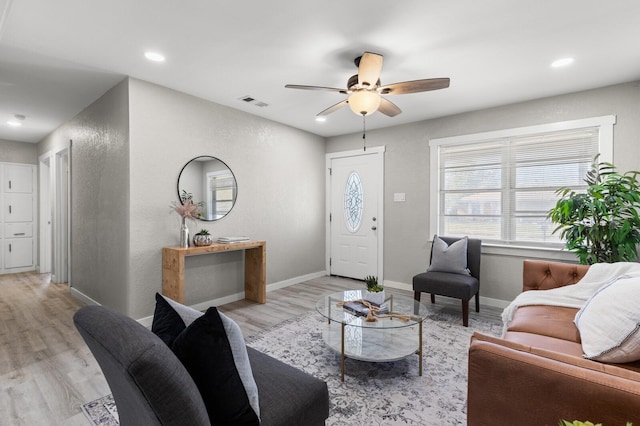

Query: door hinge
[[329, 168, 332, 175], [329, 258, 332, 266], [329, 213, 332, 222]]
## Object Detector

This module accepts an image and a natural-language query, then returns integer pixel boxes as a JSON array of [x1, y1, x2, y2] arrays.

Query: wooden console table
[[162, 240, 266, 304]]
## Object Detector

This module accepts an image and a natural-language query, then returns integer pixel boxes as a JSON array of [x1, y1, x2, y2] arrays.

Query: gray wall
[[0, 139, 38, 164], [127, 79, 326, 318], [38, 79, 131, 314], [326, 81, 640, 303]]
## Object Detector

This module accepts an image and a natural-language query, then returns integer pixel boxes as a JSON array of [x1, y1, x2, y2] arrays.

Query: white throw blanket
[[501, 262, 640, 336]]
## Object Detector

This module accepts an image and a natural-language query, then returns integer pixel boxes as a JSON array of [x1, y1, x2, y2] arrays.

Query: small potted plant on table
[[193, 229, 214, 247], [363, 275, 385, 305]]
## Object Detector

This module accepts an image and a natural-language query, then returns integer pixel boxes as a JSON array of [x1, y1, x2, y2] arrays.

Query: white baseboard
[[70, 287, 101, 306], [383, 279, 510, 309], [382, 280, 412, 292], [137, 270, 328, 328]]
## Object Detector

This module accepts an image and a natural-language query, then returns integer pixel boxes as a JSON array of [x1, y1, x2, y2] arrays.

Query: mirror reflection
[[177, 156, 238, 221]]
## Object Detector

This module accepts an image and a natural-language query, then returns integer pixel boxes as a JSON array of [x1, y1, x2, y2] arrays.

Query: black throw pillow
[[171, 307, 259, 426], [151, 293, 186, 347]]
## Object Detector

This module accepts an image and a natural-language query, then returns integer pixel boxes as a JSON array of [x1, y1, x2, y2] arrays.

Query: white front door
[[327, 148, 384, 280]]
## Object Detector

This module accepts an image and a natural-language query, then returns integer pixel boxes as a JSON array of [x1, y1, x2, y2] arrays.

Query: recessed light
[[144, 51, 166, 62], [551, 57, 574, 68], [7, 120, 22, 127], [315, 116, 326, 122]]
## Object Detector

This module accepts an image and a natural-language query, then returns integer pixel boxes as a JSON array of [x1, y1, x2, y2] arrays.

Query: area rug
[[83, 310, 502, 425]]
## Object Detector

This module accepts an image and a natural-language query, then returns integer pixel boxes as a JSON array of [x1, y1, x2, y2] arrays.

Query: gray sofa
[[74, 305, 329, 426]]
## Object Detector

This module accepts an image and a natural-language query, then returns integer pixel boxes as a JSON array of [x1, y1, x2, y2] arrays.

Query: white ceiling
[[1, 0, 639, 144]]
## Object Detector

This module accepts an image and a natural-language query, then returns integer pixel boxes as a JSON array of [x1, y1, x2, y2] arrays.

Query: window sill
[[481, 243, 578, 261]]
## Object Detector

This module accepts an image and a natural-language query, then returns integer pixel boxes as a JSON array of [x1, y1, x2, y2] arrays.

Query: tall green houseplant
[[547, 155, 640, 265]]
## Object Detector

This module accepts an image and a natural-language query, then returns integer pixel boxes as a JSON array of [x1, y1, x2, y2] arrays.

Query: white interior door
[[328, 148, 384, 280]]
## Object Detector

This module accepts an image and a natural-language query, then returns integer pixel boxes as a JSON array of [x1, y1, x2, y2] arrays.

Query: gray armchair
[[74, 305, 329, 426], [412, 236, 482, 326]]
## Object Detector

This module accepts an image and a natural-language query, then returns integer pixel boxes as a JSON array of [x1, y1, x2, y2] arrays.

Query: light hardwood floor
[[0, 272, 502, 425]]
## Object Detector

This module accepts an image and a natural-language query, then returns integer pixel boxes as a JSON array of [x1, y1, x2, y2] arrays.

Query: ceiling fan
[[285, 51, 450, 118]]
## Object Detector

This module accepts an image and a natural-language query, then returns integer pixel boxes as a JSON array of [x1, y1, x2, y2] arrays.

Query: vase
[[363, 290, 385, 306], [179, 217, 190, 248]]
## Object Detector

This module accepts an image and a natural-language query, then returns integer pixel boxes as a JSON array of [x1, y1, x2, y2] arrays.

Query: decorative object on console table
[[193, 229, 213, 247], [217, 236, 250, 244], [547, 154, 640, 264], [170, 190, 203, 248], [363, 275, 385, 305]]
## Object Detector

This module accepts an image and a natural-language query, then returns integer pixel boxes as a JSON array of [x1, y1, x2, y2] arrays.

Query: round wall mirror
[[177, 156, 238, 221]]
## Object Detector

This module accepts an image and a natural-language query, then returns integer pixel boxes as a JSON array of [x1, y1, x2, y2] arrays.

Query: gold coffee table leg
[[418, 321, 423, 376], [341, 323, 346, 381]]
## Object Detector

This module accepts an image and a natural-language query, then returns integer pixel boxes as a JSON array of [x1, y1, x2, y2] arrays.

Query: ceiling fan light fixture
[[348, 91, 380, 116]]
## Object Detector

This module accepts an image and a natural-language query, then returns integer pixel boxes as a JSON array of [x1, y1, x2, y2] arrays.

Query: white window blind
[[434, 126, 601, 246]]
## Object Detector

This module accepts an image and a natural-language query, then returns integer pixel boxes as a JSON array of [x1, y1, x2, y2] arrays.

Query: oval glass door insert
[[344, 171, 364, 232]]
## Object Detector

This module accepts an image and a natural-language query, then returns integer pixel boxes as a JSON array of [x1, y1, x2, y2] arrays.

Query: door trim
[[38, 153, 52, 274], [326, 146, 385, 281]]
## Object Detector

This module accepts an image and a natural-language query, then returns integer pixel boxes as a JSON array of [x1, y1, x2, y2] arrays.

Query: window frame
[[429, 115, 616, 257]]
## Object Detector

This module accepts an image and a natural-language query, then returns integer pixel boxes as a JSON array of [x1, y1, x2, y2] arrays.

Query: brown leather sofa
[[467, 260, 640, 425]]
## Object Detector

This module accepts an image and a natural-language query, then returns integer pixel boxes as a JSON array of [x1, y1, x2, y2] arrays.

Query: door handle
[[13, 233, 25, 236], [9, 205, 11, 214], [371, 226, 377, 230], [8, 244, 11, 253], [8, 180, 11, 189]]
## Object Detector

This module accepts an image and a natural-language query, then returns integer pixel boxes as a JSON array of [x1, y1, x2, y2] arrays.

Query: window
[[430, 116, 615, 247], [207, 172, 236, 220]]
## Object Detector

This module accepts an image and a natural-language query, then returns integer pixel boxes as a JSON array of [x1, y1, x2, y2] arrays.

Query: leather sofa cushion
[[503, 331, 584, 357], [507, 305, 581, 343], [472, 332, 640, 385]]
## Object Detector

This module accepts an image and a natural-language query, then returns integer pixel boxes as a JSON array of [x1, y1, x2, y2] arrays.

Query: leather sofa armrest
[[522, 259, 589, 292], [468, 333, 640, 426]]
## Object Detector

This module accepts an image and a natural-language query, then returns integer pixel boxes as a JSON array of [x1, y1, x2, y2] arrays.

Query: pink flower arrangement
[[170, 190, 203, 219], [172, 199, 201, 219]]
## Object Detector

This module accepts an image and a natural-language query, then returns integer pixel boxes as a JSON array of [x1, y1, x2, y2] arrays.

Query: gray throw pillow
[[427, 236, 470, 275]]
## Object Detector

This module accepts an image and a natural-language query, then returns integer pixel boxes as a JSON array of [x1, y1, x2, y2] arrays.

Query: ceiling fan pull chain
[[362, 113, 367, 151]]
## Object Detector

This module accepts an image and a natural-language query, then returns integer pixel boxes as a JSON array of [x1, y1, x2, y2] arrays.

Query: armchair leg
[[430, 293, 435, 304], [475, 293, 480, 312], [462, 300, 469, 327], [414, 291, 421, 302]]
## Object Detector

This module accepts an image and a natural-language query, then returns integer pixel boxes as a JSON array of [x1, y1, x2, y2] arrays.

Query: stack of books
[[217, 236, 250, 243], [343, 301, 389, 317]]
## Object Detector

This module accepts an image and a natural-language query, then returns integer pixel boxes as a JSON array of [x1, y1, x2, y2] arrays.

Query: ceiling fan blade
[[378, 97, 402, 117], [285, 84, 346, 94], [379, 78, 450, 95], [358, 52, 384, 88], [317, 99, 348, 116]]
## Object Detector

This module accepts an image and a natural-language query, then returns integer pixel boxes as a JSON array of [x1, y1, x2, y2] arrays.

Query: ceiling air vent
[[238, 96, 268, 108]]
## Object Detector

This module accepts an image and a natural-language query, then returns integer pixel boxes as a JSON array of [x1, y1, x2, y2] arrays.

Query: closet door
[[4, 194, 33, 222], [5, 239, 33, 268], [4, 164, 33, 193]]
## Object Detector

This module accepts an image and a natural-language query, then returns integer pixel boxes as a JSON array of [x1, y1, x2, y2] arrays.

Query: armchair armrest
[[468, 333, 640, 426]]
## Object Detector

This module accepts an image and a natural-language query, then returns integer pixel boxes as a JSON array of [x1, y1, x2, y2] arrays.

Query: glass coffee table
[[315, 289, 429, 381]]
